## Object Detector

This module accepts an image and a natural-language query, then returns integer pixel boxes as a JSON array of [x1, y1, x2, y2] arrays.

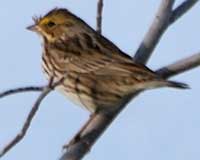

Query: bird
[[27, 8, 188, 114]]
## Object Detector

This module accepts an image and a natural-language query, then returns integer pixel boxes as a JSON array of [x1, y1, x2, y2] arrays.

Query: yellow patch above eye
[[39, 17, 51, 25]]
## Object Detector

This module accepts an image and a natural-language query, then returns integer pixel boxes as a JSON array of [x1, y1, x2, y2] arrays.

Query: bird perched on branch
[[27, 8, 188, 113]]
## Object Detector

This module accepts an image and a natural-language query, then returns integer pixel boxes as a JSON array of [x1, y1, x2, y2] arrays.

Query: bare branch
[[0, 86, 43, 99], [59, 52, 200, 160], [60, 113, 116, 160], [0, 77, 64, 158], [156, 52, 200, 78], [0, 86, 50, 158], [96, 0, 104, 34], [170, 0, 199, 24], [134, 0, 199, 64], [134, 0, 175, 64]]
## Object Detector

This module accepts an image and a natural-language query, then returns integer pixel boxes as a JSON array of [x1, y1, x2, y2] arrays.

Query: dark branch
[[0, 77, 64, 158], [96, 0, 104, 34], [170, 0, 198, 24], [0, 86, 50, 157], [60, 113, 117, 160], [0, 86, 43, 99]]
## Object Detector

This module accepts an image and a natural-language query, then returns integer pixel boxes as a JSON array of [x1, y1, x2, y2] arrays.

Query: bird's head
[[27, 8, 80, 42]]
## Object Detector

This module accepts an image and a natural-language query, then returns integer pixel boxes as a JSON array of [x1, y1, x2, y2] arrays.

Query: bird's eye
[[47, 21, 56, 27]]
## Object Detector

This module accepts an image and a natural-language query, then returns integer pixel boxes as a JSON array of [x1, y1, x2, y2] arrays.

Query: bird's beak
[[26, 24, 38, 32]]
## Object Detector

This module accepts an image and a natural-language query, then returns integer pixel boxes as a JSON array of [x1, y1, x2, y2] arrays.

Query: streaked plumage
[[27, 8, 188, 113]]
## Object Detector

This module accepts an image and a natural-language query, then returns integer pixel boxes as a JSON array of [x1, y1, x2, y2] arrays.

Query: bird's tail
[[164, 80, 189, 89], [132, 80, 189, 91]]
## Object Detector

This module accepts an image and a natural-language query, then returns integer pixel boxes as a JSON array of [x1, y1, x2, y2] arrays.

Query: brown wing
[[78, 60, 159, 95], [47, 32, 162, 92], [63, 42, 158, 80], [54, 39, 156, 76], [64, 61, 161, 113], [49, 35, 160, 93]]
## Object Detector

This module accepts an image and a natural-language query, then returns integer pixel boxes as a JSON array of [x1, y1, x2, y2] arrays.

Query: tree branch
[[59, 51, 200, 160], [0, 77, 64, 158], [134, 0, 175, 64], [0, 86, 43, 99], [96, 0, 104, 34], [134, 0, 199, 64], [0, 86, 50, 157], [156, 52, 200, 78], [169, 0, 199, 24]]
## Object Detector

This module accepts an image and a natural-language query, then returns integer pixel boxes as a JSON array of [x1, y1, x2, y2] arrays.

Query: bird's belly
[[56, 85, 97, 113], [42, 65, 97, 112]]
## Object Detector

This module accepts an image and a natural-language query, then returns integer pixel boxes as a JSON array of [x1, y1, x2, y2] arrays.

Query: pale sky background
[[0, 1, 199, 160]]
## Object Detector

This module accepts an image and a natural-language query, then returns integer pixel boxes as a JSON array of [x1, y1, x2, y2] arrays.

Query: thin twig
[[96, 0, 104, 34], [156, 52, 200, 78], [0, 87, 50, 158], [0, 77, 64, 158], [170, 0, 198, 24], [59, 51, 200, 160], [134, 0, 175, 64], [0, 86, 44, 99]]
